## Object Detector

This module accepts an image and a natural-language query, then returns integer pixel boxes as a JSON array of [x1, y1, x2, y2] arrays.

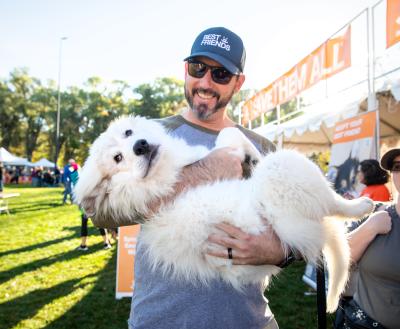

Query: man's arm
[[144, 147, 243, 217]]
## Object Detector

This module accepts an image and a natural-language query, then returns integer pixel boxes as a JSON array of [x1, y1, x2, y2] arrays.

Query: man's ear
[[234, 74, 245, 93], [184, 61, 189, 78]]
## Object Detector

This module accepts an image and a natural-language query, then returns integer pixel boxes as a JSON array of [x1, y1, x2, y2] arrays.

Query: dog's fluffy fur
[[74, 115, 374, 312]]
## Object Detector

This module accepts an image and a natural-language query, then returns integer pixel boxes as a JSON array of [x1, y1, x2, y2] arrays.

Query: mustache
[[192, 88, 219, 99]]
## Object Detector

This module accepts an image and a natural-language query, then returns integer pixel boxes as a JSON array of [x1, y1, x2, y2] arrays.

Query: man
[[128, 27, 293, 329]]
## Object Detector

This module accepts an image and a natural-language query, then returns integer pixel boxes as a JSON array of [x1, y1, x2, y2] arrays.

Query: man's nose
[[198, 69, 214, 87], [133, 139, 150, 156]]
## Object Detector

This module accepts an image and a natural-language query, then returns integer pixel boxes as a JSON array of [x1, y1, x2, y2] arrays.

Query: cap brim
[[380, 148, 400, 170], [184, 52, 240, 75]]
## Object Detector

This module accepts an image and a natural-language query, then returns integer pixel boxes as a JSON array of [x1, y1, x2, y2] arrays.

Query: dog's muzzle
[[133, 139, 150, 156], [133, 139, 160, 178]]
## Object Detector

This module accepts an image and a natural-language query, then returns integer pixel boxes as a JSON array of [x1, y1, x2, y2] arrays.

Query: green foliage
[[133, 77, 185, 119], [247, 97, 305, 128], [0, 70, 185, 165], [308, 151, 331, 174], [227, 89, 254, 120]]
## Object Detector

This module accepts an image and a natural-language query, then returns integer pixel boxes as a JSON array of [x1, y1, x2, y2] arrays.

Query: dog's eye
[[125, 129, 133, 137], [114, 153, 123, 163]]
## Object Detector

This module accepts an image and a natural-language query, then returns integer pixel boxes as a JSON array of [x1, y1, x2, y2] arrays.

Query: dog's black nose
[[133, 139, 150, 156]]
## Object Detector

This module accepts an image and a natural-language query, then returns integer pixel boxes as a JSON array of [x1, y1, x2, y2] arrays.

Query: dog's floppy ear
[[80, 195, 97, 218], [74, 152, 104, 214]]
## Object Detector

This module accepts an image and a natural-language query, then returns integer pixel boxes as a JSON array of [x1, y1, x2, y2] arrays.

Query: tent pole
[[368, 6, 380, 159]]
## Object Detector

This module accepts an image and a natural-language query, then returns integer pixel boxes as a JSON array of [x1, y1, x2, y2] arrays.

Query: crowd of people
[[1, 165, 61, 187]]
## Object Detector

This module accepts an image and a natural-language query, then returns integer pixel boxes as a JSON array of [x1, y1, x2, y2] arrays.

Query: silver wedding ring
[[228, 247, 233, 260]]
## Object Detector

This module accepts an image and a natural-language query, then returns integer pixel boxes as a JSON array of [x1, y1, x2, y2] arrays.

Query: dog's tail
[[322, 220, 350, 313]]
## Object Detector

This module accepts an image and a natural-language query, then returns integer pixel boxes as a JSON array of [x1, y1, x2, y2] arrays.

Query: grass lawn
[[0, 186, 334, 328]]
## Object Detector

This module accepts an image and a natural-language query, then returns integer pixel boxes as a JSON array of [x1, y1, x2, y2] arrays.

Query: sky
[[0, 0, 382, 92]]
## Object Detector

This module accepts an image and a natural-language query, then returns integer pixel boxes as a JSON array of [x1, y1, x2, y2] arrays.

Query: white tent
[[0, 147, 33, 166], [253, 99, 360, 153], [32, 158, 55, 168], [253, 88, 400, 154], [0, 147, 19, 162], [4, 157, 33, 167]]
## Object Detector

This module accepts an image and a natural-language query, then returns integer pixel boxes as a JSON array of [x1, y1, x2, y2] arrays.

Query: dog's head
[[74, 115, 179, 228]]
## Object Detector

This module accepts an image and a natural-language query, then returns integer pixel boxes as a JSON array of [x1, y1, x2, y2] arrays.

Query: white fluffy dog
[[74, 115, 374, 312]]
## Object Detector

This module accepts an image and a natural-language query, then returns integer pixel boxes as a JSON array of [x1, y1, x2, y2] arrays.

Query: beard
[[184, 85, 234, 120]]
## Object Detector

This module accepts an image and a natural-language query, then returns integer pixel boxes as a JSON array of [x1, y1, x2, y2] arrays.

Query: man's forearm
[[145, 148, 243, 217]]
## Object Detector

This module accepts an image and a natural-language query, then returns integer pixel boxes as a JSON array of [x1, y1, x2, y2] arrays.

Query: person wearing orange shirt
[[359, 159, 391, 202]]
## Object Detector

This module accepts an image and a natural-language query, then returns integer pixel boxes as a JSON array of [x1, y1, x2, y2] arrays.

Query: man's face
[[184, 56, 245, 121]]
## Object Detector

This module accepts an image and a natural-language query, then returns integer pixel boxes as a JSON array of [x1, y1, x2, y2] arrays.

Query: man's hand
[[206, 221, 286, 266]]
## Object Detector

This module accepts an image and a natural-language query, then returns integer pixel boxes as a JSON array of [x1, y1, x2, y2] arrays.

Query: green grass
[[0, 186, 334, 328]]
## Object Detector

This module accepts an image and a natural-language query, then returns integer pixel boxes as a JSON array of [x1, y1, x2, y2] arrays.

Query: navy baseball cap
[[184, 27, 246, 74]]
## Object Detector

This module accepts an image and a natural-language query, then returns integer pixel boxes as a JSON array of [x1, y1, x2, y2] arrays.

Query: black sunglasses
[[391, 161, 400, 172], [187, 59, 235, 85]]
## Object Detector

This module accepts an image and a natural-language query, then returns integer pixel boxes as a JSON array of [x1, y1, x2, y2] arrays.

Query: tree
[[6, 69, 49, 160], [0, 70, 187, 165], [132, 77, 185, 118], [0, 79, 21, 150]]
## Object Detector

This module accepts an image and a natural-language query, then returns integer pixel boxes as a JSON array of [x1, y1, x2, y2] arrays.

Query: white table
[[0, 193, 20, 214]]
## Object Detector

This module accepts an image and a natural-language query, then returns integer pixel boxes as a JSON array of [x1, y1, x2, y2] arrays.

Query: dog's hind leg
[[215, 127, 261, 163], [329, 193, 374, 220]]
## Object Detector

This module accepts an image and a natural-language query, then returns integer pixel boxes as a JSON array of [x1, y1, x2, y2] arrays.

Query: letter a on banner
[[387, 0, 400, 48]]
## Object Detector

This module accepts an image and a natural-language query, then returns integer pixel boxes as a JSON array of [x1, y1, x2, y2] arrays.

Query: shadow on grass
[[0, 241, 105, 286], [9, 202, 65, 214], [42, 249, 132, 329], [0, 273, 98, 329], [0, 233, 76, 258]]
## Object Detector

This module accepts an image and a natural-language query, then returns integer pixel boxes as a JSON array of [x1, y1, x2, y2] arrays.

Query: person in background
[[71, 160, 112, 251], [358, 159, 391, 202], [42, 169, 55, 187], [336, 148, 400, 328], [76, 209, 112, 251], [62, 159, 75, 204], [54, 166, 61, 186], [10, 167, 21, 184], [0, 162, 4, 192]]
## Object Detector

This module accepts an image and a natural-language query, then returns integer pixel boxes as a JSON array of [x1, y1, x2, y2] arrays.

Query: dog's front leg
[[215, 128, 262, 178]]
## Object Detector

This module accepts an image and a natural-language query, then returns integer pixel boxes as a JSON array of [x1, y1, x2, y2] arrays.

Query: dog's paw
[[216, 127, 245, 149], [355, 197, 375, 215]]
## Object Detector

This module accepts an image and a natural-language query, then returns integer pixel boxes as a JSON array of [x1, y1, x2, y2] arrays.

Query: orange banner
[[332, 111, 376, 144], [386, 0, 400, 48], [242, 26, 352, 125], [116, 225, 140, 298]]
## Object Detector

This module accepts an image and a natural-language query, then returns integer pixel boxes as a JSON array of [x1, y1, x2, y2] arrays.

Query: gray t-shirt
[[128, 115, 276, 329], [354, 204, 400, 329]]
